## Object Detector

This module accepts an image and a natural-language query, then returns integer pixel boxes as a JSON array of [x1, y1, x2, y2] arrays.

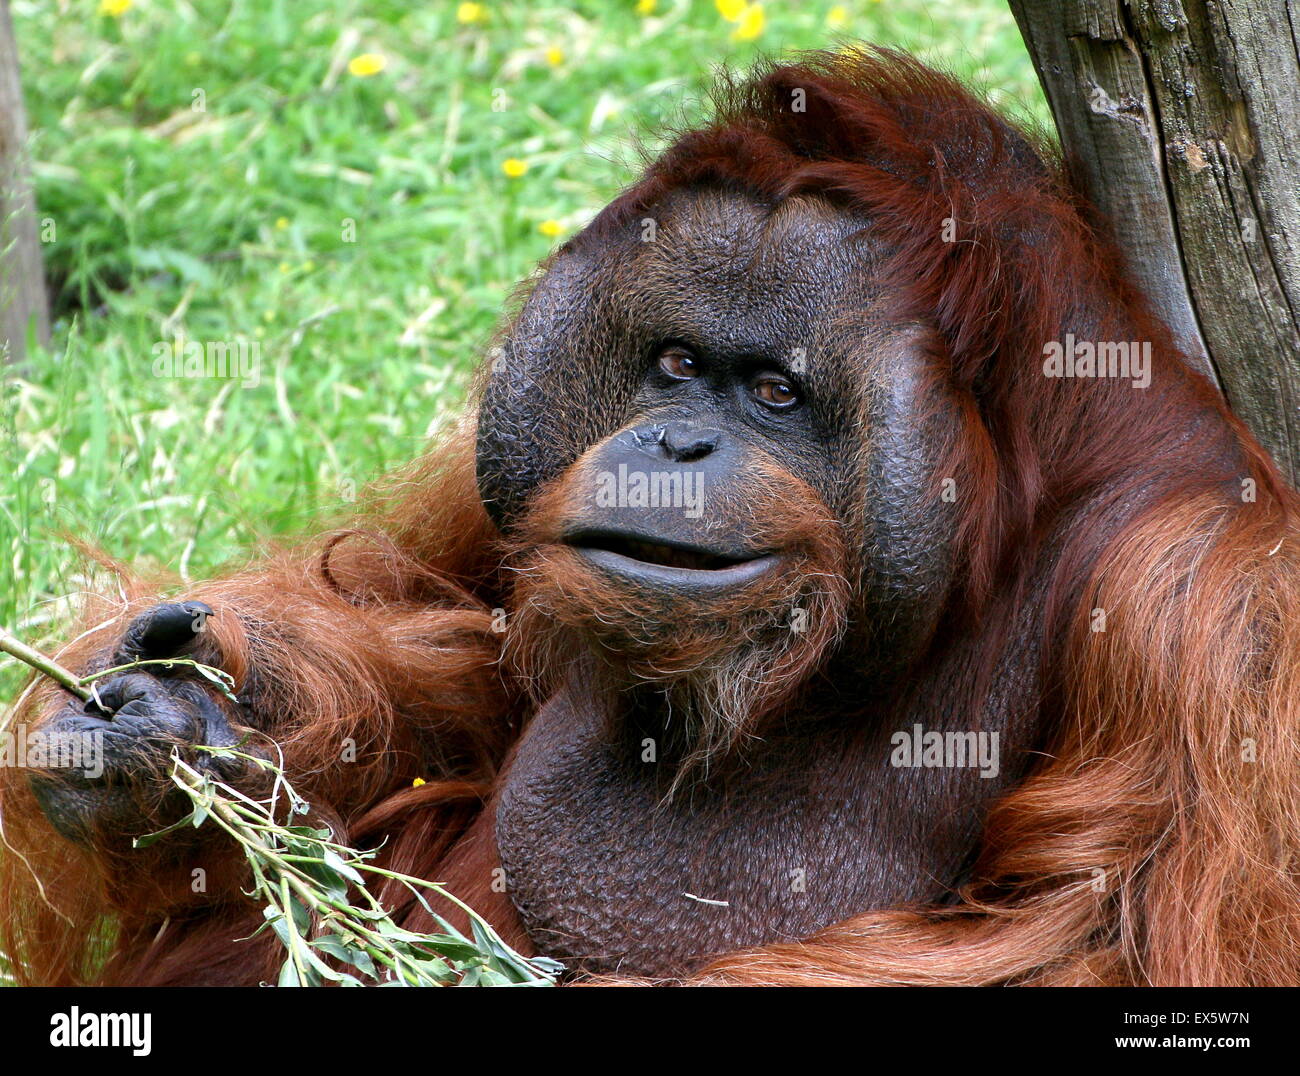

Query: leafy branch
[[0, 623, 561, 987], [0, 622, 237, 712], [147, 746, 561, 987]]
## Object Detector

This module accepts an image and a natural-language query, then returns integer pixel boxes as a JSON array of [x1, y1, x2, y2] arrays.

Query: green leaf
[[292, 847, 349, 899], [474, 966, 516, 987], [322, 848, 365, 886], [309, 935, 350, 960], [418, 934, 483, 962], [133, 810, 201, 849], [265, 909, 292, 949], [296, 941, 345, 983], [288, 896, 312, 935], [285, 825, 333, 841]]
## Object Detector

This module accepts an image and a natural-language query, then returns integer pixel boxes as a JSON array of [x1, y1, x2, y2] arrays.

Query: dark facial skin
[[480, 188, 958, 663], [480, 189, 1043, 977], [478, 188, 856, 526]]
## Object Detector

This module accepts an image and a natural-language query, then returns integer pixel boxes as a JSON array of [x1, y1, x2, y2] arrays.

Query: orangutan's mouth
[[563, 529, 778, 587]]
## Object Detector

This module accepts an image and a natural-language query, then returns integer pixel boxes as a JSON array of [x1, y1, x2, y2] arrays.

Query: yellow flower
[[457, 2, 485, 23], [716, 0, 746, 20], [412, 777, 427, 787], [278, 262, 291, 274], [347, 53, 387, 78], [502, 158, 528, 178], [636, 0, 656, 14], [99, 0, 132, 16], [539, 219, 564, 238], [275, 217, 290, 231], [545, 46, 564, 67], [732, 5, 765, 40], [827, 5, 848, 28]]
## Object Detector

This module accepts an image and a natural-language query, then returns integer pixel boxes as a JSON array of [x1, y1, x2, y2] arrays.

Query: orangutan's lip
[[563, 531, 779, 589], [574, 546, 781, 589], [571, 531, 753, 570]]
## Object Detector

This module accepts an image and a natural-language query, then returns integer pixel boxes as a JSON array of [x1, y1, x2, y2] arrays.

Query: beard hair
[[503, 538, 850, 788]]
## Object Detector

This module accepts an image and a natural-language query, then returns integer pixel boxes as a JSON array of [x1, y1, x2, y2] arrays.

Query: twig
[[0, 625, 91, 702], [160, 751, 562, 986], [0, 625, 557, 986]]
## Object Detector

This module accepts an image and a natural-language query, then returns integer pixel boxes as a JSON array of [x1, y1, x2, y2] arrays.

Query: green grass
[[0, 0, 1044, 696]]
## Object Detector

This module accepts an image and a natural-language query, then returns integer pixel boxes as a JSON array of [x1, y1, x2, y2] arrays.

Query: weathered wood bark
[[1010, 0, 1300, 485], [0, 0, 48, 364]]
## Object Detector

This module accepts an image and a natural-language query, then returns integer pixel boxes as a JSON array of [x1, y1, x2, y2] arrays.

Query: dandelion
[[716, 0, 746, 20], [278, 262, 291, 274], [274, 217, 290, 231], [99, 0, 132, 16], [827, 5, 848, 28], [545, 46, 564, 67], [732, 5, 765, 40], [539, 219, 564, 238], [347, 53, 386, 78], [502, 158, 528, 178], [636, 0, 656, 14], [457, 2, 486, 23]]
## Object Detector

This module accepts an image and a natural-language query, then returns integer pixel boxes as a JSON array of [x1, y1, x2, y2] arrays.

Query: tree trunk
[[1009, 0, 1300, 485], [0, 0, 49, 364]]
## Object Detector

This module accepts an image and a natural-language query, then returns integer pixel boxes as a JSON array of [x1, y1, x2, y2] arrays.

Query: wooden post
[[1009, 0, 1300, 484], [0, 0, 49, 364]]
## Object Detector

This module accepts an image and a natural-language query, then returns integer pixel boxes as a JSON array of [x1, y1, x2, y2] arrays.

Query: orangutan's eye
[[752, 375, 799, 409], [658, 347, 700, 380]]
